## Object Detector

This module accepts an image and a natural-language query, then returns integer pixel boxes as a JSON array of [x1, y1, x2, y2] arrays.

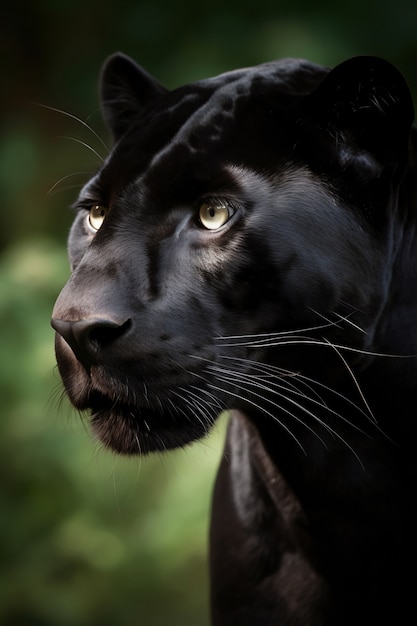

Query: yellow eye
[[199, 201, 232, 230], [88, 204, 107, 231]]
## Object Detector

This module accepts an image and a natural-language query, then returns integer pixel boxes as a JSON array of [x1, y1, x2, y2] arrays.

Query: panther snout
[[51, 317, 131, 369]]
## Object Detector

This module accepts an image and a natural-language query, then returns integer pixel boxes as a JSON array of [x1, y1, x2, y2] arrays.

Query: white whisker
[[333, 312, 367, 334], [322, 339, 377, 424], [191, 353, 374, 424], [216, 354, 375, 422], [216, 335, 412, 359], [207, 362, 366, 434], [215, 321, 336, 342], [208, 365, 365, 467], [58, 135, 105, 162], [189, 384, 226, 413], [47, 171, 90, 195], [36, 103, 109, 152], [177, 391, 215, 435], [309, 308, 367, 335], [206, 381, 308, 455]]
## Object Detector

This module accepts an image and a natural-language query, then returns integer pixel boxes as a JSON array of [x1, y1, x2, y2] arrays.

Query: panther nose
[[51, 317, 130, 368]]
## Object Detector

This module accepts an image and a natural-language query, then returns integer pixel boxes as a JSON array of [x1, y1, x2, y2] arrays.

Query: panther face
[[52, 54, 414, 455]]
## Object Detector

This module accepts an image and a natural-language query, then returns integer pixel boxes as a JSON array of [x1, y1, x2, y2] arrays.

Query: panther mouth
[[87, 389, 211, 455], [53, 333, 218, 454]]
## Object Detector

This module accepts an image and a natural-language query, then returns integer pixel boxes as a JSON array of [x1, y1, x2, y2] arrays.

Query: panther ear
[[100, 52, 168, 140], [303, 56, 414, 175]]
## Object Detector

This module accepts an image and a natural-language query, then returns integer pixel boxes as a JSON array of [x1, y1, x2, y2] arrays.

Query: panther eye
[[88, 204, 107, 231], [198, 201, 233, 230]]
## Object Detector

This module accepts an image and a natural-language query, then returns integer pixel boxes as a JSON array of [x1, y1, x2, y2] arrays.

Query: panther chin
[[88, 394, 210, 455]]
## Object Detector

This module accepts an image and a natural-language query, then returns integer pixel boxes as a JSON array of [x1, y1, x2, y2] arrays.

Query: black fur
[[52, 54, 416, 625]]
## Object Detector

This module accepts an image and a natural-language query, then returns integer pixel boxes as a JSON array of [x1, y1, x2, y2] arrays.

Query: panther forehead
[[100, 59, 328, 191]]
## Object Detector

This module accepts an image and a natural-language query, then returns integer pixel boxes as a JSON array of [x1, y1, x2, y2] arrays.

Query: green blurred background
[[1, 1, 416, 624]]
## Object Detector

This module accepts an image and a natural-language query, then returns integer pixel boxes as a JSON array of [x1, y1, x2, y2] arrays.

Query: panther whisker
[[332, 311, 367, 334], [188, 384, 226, 413], [217, 352, 389, 444], [207, 363, 369, 438], [206, 381, 308, 456], [155, 432, 168, 453], [142, 381, 150, 408], [214, 334, 316, 348], [308, 308, 367, 335], [188, 399, 215, 433], [182, 394, 210, 423], [192, 353, 374, 423], [58, 135, 106, 162], [171, 390, 211, 433], [167, 396, 190, 423], [216, 335, 417, 359], [155, 395, 164, 414], [320, 339, 378, 427], [36, 103, 109, 152], [216, 334, 413, 359], [47, 172, 90, 196], [134, 428, 143, 455], [215, 321, 337, 342], [183, 389, 220, 421], [209, 366, 366, 466], [217, 354, 376, 422], [48, 182, 90, 195], [217, 356, 328, 408], [47, 381, 69, 415], [184, 388, 219, 423]]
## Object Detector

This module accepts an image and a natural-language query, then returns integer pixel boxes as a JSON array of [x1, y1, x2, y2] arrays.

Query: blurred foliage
[[0, 0, 416, 624]]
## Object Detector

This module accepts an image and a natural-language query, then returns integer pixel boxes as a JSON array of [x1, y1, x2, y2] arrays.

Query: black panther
[[51, 53, 416, 625]]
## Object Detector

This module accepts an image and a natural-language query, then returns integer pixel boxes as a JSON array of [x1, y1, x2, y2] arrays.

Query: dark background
[[1, 1, 415, 624]]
